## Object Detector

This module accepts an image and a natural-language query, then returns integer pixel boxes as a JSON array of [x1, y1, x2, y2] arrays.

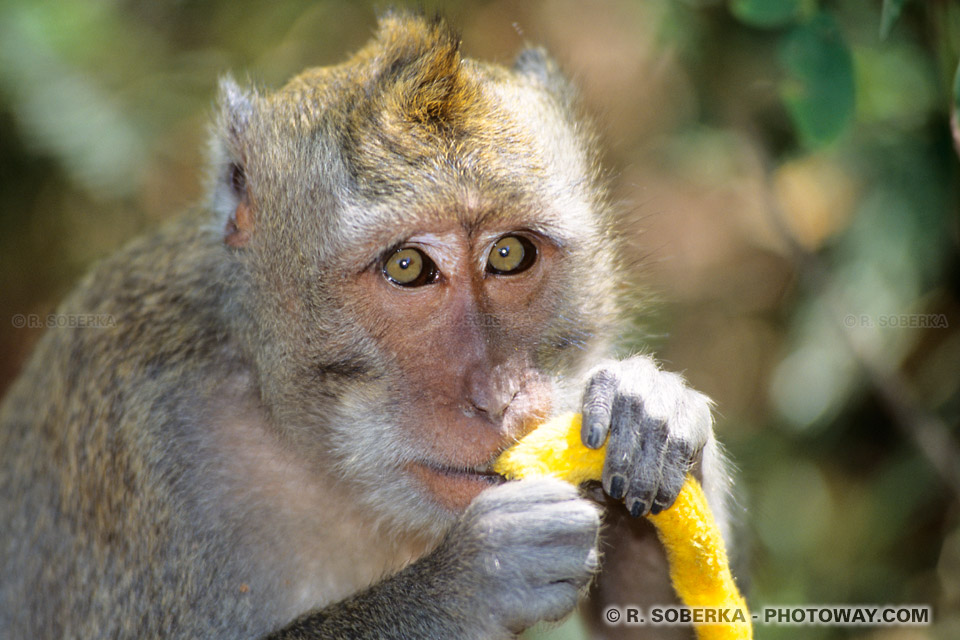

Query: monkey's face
[[346, 222, 561, 512], [240, 198, 609, 533], [216, 20, 618, 533], [303, 186, 615, 532]]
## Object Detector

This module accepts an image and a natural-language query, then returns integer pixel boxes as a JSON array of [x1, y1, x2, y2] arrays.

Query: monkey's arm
[[263, 478, 601, 640], [560, 355, 731, 638], [261, 548, 463, 640], [584, 434, 740, 640]]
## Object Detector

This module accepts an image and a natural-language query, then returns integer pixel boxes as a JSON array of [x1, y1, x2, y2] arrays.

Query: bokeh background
[[1, 1, 958, 638]]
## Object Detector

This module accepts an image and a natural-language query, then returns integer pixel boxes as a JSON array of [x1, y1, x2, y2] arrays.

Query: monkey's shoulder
[[2, 210, 241, 438]]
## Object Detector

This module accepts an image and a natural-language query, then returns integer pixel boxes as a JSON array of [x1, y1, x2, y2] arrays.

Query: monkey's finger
[[471, 477, 580, 516], [526, 540, 600, 586], [601, 392, 642, 501], [482, 500, 600, 549], [650, 439, 692, 515], [524, 580, 591, 626], [581, 368, 618, 449], [624, 417, 669, 518]]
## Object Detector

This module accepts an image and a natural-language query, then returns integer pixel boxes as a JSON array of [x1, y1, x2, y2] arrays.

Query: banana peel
[[493, 413, 752, 640]]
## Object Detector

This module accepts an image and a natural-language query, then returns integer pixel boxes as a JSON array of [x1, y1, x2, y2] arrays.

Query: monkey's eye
[[487, 235, 537, 275], [382, 247, 439, 287]]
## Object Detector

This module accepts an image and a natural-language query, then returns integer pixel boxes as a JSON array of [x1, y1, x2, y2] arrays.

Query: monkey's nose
[[464, 381, 519, 424]]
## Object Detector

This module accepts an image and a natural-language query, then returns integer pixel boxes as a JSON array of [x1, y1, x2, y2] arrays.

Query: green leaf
[[779, 12, 855, 147], [880, 0, 910, 40], [729, 0, 802, 29]]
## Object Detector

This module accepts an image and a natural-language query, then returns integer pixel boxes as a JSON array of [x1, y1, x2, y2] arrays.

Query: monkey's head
[[209, 13, 619, 535]]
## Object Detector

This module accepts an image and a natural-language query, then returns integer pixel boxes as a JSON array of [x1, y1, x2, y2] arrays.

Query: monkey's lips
[[408, 461, 506, 511]]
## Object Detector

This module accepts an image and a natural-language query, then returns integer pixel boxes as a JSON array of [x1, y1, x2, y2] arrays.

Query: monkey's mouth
[[424, 462, 506, 484], [407, 461, 506, 510]]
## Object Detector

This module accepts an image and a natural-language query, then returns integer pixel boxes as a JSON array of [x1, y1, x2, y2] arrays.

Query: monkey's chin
[[407, 462, 505, 512]]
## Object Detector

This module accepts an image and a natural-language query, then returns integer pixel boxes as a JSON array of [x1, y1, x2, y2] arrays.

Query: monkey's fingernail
[[650, 503, 664, 515], [628, 500, 646, 518], [609, 475, 626, 500], [585, 428, 603, 449]]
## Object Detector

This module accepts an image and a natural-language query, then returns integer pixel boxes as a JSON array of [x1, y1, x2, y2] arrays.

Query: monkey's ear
[[513, 47, 576, 110], [211, 75, 258, 248]]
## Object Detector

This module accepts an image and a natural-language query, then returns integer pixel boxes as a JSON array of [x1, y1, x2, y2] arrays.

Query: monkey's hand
[[437, 478, 601, 637], [267, 478, 598, 640], [580, 356, 713, 518]]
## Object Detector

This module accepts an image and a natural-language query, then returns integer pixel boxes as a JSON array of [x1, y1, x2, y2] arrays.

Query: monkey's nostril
[[463, 389, 517, 423], [462, 401, 484, 419]]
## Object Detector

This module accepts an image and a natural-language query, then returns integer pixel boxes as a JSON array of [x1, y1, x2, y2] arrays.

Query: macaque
[[0, 12, 731, 640]]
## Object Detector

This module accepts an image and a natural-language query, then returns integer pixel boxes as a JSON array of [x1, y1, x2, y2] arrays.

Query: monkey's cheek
[[405, 462, 505, 512]]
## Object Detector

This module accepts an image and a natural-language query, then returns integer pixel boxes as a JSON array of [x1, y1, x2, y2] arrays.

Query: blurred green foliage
[[779, 12, 855, 146], [1, 1, 958, 639], [731, 0, 808, 28]]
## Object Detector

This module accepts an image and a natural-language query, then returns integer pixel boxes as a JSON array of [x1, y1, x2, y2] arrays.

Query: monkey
[[0, 12, 732, 640]]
